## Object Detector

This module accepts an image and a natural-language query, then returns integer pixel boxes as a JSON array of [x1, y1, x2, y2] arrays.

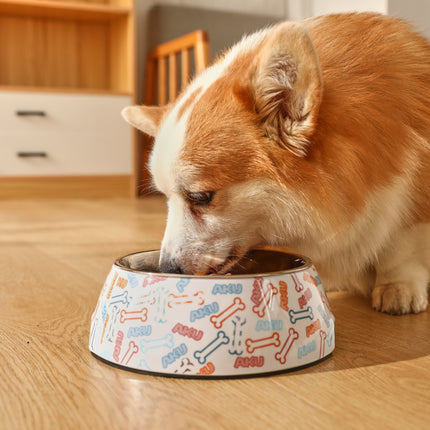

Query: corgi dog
[[123, 13, 430, 315]]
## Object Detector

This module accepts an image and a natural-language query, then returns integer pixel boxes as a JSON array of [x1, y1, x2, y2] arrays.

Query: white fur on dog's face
[[150, 98, 313, 275], [150, 101, 274, 273], [158, 180, 272, 274]]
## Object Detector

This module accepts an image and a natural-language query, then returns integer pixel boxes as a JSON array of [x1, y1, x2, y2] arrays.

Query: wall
[[313, 0, 388, 15], [134, 0, 284, 102], [145, 0, 287, 16], [388, 0, 430, 39], [289, 0, 430, 36]]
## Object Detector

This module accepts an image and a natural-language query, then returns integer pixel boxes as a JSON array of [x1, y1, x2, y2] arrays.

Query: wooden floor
[[1, 196, 429, 430]]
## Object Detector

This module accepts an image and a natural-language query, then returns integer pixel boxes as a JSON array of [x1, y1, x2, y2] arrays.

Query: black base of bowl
[[91, 351, 333, 380]]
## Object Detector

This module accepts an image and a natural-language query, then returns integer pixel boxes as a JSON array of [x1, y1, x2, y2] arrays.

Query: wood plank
[[0, 85, 132, 96], [0, 0, 131, 22], [181, 48, 190, 89], [149, 30, 209, 58], [168, 53, 178, 102], [78, 21, 110, 90], [157, 56, 167, 105], [109, 14, 133, 93], [0, 175, 131, 199], [144, 53, 156, 105]]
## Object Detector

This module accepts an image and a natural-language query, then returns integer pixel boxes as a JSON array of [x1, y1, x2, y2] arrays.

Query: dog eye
[[186, 191, 214, 206]]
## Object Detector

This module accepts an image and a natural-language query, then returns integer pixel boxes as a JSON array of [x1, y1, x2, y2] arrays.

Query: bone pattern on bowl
[[89, 251, 335, 377]]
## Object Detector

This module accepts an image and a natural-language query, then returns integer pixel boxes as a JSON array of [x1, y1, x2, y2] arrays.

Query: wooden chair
[[134, 30, 210, 196], [144, 30, 210, 105]]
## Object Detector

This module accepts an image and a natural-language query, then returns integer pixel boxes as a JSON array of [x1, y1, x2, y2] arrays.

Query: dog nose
[[159, 255, 183, 274]]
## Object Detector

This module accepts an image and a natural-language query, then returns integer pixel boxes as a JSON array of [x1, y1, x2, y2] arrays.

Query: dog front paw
[[372, 283, 428, 315]]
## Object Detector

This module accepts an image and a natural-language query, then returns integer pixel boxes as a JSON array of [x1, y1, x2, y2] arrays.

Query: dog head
[[123, 22, 323, 274]]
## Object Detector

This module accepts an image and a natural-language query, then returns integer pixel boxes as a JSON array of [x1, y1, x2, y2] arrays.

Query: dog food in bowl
[[89, 249, 335, 378]]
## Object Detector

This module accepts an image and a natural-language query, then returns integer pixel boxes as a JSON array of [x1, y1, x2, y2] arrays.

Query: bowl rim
[[114, 249, 314, 279]]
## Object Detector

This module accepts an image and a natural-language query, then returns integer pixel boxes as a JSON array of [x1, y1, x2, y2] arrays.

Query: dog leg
[[372, 224, 430, 314]]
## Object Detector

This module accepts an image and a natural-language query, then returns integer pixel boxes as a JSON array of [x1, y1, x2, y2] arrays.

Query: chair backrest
[[144, 30, 210, 105]]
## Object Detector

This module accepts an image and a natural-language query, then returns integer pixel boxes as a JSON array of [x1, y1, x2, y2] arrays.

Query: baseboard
[[0, 175, 132, 199]]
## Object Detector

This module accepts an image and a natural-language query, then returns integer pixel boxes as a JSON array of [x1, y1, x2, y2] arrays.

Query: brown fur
[[181, 13, 430, 225]]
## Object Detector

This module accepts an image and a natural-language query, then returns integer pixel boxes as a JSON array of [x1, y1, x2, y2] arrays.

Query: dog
[[123, 13, 430, 315]]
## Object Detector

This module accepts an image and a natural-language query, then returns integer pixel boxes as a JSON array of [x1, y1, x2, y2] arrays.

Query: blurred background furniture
[[145, 29, 210, 105], [133, 29, 210, 196], [0, 0, 136, 198]]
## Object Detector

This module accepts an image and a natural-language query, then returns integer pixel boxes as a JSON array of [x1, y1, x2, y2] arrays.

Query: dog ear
[[253, 22, 323, 156], [121, 105, 167, 137]]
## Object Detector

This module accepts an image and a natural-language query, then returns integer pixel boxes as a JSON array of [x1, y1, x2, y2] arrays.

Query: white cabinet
[[0, 92, 132, 176]]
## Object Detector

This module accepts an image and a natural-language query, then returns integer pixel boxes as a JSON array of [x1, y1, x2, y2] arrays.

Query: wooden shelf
[[0, 0, 131, 22], [0, 175, 132, 199], [0, 85, 132, 96], [0, 0, 136, 93]]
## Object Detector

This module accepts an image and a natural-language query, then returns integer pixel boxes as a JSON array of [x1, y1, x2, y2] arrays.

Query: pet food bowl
[[89, 249, 335, 378]]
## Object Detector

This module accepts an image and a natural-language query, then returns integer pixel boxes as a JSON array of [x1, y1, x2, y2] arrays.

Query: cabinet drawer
[[1, 132, 131, 176], [0, 92, 133, 176]]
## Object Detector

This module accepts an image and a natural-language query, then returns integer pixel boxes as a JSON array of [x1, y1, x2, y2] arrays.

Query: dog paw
[[372, 283, 428, 315]]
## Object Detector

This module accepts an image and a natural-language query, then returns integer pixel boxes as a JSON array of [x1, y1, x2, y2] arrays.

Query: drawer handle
[[17, 152, 48, 158], [15, 110, 46, 116]]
